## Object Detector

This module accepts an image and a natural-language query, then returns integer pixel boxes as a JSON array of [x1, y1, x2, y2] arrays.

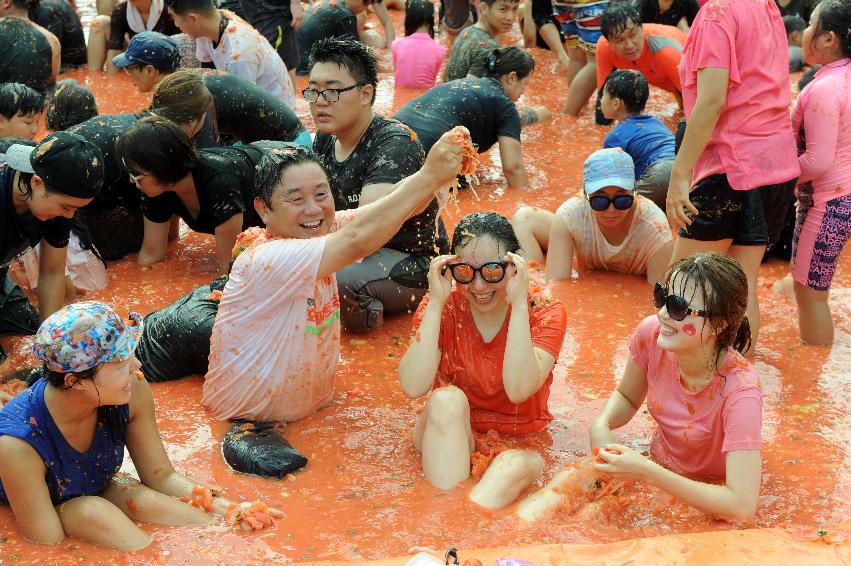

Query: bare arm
[[317, 131, 464, 280], [137, 218, 170, 267], [588, 357, 649, 448], [37, 241, 68, 320], [0, 437, 65, 545], [502, 253, 556, 403], [544, 213, 576, 281], [498, 136, 530, 188], [666, 67, 729, 230], [645, 240, 673, 285], [126, 377, 235, 516], [360, 182, 433, 216], [213, 214, 243, 275]]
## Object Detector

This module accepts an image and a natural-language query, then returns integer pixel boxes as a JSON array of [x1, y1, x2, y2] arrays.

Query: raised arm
[[316, 130, 464, 280]]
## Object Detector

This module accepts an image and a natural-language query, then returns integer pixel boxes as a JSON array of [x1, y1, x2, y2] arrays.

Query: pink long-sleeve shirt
[[791, 58, 851, 206]]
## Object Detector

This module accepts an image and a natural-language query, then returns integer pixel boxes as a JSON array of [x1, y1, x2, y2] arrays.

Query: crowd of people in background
[[0, 0, 848, 553]]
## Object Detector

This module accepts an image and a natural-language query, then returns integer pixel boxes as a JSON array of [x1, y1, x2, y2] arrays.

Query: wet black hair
[[150, 70, 213, 125], [164, 0, 216, 16], [603, 69, 649, 114], [798, 64, 821, 91], [308, 37, 379, 104], [43, 366, 128, 443], [254, 144, 326, 209], [9, 0, 30, 9], [813, 0, 851, 57], [0, 82, 44, 120], [405, 0, 436, 38], [116, 115, 198, 184], [600, 2, 642, 40], [46, 80, 98, 131], [661, 252, 751, 355], [482, 46, 536, 80], [450, 211, 521, 255], [783, 14, 806, 35]]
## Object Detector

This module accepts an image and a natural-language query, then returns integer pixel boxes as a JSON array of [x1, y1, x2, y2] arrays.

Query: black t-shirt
[[296, 0, 358, 72], [240, 0, 292, 37], [68, 112, 150, 212], [30, 0, 87, 67], [313, 115, 447, 256], [394, 78, 521, 155], [108, 3, 179, 51], [0, 17, 53, 93], [635, 0, 700, 27], [142, 146, 264, 233], [203, 72, 306, 144], [0, 165, 70, 277]]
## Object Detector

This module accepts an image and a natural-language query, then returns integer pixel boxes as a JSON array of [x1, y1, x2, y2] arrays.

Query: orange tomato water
[[0, 8, 849, 565]]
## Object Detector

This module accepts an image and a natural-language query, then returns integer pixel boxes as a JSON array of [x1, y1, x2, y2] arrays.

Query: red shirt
[[412, 283, 567, 435], [596, 23, 686, 94]]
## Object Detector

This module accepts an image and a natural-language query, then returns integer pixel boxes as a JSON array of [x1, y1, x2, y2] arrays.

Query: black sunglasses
[[653, 282, 709, 321], [589, 194, 634, 211], [443, 261, 509, 284]]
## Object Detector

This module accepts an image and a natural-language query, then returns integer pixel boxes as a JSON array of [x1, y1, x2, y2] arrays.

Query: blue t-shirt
[[0, 378, 128, 505], [604, 114, 676, 179]]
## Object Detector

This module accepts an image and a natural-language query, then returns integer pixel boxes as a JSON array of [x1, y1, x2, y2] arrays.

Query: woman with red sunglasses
[[398, 212, 567, 508], [512, 148, 673, 285], [588, 252, 761, 520]]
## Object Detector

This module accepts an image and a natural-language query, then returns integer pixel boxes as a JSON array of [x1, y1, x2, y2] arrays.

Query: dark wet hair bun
[[450, 211, 521, 255]]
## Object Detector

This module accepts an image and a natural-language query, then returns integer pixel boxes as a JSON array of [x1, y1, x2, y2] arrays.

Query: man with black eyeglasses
[[306, 37, 449, 333]]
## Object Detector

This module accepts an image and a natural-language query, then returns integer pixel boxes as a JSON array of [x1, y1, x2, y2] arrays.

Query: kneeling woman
[[589, 253, 761, 520], [0, 302, 277, 549], [394, 47, 550, 189], [398, 212, 567, 507], [116, 116, 267, 274]]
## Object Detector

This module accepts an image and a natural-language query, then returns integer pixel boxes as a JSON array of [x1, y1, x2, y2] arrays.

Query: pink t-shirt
[[392, 32, 447, 89], [629, 316, 762, 480], [680, 0, 799, 191], [791, 58, 851, 207], [202, 210, 357, 422]]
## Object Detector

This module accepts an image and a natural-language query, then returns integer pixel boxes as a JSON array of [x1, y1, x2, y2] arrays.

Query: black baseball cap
[[112, 32, 180, 72], [4, 132, 105, 199]]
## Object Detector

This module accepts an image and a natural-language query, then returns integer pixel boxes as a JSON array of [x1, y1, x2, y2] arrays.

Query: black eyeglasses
[[302, 83, 364, 104], [589, 194, 634, 211], [443, 262, 509, 284], [653, 283, 709, 321]]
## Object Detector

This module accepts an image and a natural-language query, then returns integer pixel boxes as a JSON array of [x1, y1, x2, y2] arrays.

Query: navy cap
[[112, 31, 180, 71]]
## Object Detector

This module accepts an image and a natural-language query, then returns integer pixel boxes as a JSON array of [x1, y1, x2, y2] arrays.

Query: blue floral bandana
[[33, 301, 144, 373]]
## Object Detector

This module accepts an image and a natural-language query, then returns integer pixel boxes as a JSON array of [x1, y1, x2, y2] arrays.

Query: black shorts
[[0, 275, 40, 363], [258, 22, 299, 72], [679, 174, 797, 246]]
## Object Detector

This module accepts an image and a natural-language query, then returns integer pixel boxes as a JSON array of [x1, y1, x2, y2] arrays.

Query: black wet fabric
[[136, 276, 227, 383], [635, 0, 700, 27], [222, 421, 308, 478], [108, 2, 179, 51], [295, 0, 358, 73], [0, 165, 71, 273], [314, 114, 448, 256], [240, 0, 299, 70], [0, 276, 40, 364], [142, 146, 265, 233], [75, 206, 143, 261], [0, 17, 54, 93], [203, 72, 306, 144], [29, 0, 87, 68], [394, 77, 521, 154]]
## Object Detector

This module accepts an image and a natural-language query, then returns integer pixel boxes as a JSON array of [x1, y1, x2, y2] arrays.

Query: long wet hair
[[150, 70, 212, 126], [813, 0, 851, 57], [660, 253, 751, 355], [254, 144, 326, 209], [405, 0, 436, 38], [116, 115, 198, 184], [481, 47, 536, 80], [46, 80, 98, 131], [450, 211, 521, 255], [43, 366, 128, 443]]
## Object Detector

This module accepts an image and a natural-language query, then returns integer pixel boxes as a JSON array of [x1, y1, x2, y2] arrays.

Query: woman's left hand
[[505, 251, 530, 305], [592, 443, 651, 482]]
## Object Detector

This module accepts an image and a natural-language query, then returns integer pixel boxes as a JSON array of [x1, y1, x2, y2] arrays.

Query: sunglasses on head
[[653, 282, 709, 321], [589, 194, 634, 211], [443, 261, 509, 284]]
